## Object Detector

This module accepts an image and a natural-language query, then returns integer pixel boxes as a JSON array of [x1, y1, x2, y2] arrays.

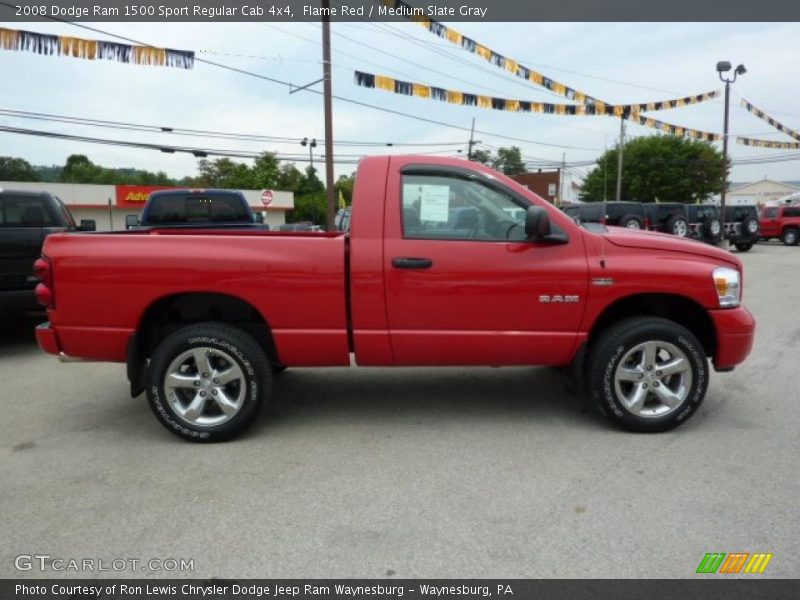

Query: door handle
[[392, 257, 433, 269]]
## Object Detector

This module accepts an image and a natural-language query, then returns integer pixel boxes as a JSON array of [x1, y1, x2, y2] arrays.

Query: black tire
[[146, 322, 272, 442], [619, 214, 643, 229], [735, 242, 753, 252], [782, 228, 799, 246], [666, 215, 689, 237], [702, 217, 723, 242], [743, 217, 759, 237], [587, 317, 709, 432]]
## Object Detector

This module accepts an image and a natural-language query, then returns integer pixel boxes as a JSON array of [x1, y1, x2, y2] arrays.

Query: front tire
[[146, 322, 272, 442], [782, 228, 799, 246], [587, 317, 708, 432], [666, 215, 689, 237]]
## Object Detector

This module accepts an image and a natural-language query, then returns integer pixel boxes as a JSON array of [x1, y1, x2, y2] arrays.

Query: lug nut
[[202, 372, 209, 378], [199, 391, 207, 397], [193, 380, 200, 387], [212, 390, 217, 396], [213, 378, 219, 384], [642, 383, 648, 389], [656, 370, 662, 376], [653, 382, 660, 388]]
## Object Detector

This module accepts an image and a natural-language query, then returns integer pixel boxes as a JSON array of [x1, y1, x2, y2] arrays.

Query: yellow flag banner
[[0, 27, 194, 69], [354, 71, 722, 141], [355, 71, 718, 116], [378, 0, 604, 104], [737, 137, 800, 149], [628, 110, 721, 142], [741, 98, 800, 141]]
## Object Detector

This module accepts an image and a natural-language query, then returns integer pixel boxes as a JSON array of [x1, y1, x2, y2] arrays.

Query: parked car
[[643, 203, 690, 237], [759, 205, 800, 246], [35, 156, 754, 441], [0, 189, 94, 314], [126, 189, 265, 230], [723, 205, 760, 252], [562, 201, 645, 228], [686, 205, 723, 244]]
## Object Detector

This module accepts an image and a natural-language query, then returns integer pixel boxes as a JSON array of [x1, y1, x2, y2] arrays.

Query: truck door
[[383, 164, 588, 366]]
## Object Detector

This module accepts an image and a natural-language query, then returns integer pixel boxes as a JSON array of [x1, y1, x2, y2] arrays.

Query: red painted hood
[[602, 226, 741, 268]]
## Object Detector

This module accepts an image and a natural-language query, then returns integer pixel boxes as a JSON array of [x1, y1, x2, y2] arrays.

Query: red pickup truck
[[35, 156, 755, 442]]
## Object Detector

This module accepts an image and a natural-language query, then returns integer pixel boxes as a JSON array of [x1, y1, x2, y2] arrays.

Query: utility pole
[[467, 117, 476, 160], [321, 0, 336, 231], [615, 112, 626, 201], [558, 152, 566, 206]]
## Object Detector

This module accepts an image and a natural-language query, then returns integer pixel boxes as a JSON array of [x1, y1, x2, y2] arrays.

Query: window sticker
[[417, 185, 450, 223]]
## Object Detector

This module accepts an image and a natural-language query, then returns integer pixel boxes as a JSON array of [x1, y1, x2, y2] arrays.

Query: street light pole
[[301, 137, 317, 170], [716, 61, 746, 248], [321, 0, 336, 232]]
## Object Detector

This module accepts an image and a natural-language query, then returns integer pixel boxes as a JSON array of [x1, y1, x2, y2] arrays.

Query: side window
[[401, 174, 528, 241], [784, 207, 800, 218], [763, 207, 778, 218]]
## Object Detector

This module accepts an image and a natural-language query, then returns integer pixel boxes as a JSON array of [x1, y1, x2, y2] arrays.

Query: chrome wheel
[[673, 220, 688, 237], [710, 220, 721, 236], [164, 347, 246, 427], [613, 340, 693, 418]]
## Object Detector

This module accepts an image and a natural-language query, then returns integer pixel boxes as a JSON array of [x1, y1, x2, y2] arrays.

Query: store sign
[[116, 185, 174, 207]]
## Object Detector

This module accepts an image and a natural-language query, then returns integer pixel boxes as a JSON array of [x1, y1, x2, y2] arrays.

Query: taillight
[[33, 257, 54, 308]]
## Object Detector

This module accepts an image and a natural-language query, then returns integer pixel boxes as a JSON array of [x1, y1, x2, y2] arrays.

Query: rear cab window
[[146, 192, 250, 224], [0, 194, 57, 227]]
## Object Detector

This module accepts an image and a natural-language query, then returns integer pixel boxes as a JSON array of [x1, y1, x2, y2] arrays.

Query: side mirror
[[79, 219, 96, 232], [125, 215, 139, 230], [525, 206, 551, 240]]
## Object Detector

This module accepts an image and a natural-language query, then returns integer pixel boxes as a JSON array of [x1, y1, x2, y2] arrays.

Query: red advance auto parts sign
[[116, 185, 174, 208]]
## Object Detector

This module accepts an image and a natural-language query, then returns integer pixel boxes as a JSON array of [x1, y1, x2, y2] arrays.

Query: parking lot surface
[[1, 243, 798, 579]]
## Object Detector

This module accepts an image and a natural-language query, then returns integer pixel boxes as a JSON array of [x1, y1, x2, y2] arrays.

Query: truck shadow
[[0, 312, 45, 357], [258, 366, 602, 433]]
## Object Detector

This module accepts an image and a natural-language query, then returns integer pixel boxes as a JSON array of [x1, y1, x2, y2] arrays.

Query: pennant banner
[[737, 137, 800, 149], [0, 27, 194, 69], [628, 110, 721, 142], [378, 0, 604, 104], [741, 98, 800, 141], [355, 71, 722, 141]]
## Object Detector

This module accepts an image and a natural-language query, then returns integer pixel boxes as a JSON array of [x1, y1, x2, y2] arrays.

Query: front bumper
[[709, 306, 756, 371]]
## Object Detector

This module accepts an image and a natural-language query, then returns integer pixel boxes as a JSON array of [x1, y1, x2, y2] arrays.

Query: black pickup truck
[[125, 189, 267, 230], [0, 189, 94, 313]]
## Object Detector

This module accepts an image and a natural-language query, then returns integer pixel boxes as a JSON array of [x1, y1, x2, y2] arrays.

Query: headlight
[[713, 267, 741, 307]]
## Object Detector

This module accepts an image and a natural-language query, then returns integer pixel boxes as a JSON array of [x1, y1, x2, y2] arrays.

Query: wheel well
[[128, 293, 280, 396], [588, 294, 716, 358]]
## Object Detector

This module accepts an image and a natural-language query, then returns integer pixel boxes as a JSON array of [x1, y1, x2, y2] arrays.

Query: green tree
[[298, 166, 325, 196], [492, 146, 526, 175], [251, 152, 281, 189], [0, 156, 39, 181], [470, 148, 493, 166], [60, 154, 105, 183], [335, 172, 356, 205], [580, 135, 726, 203]]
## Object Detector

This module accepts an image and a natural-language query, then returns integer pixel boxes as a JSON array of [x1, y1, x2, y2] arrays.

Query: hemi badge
[[592, 278, 614, 286]]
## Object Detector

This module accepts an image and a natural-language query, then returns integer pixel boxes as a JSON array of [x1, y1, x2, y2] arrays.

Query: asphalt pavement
[[1, 242, 798, 579]]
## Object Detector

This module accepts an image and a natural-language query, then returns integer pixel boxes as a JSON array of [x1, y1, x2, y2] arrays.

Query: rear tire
[[666, 215, 689, 237], [782, 228, 799, 246], [703, 217, 722, 242], [620, 215, 643, 229], [587, 317, 708, 432], [146, 322, 271, 442]]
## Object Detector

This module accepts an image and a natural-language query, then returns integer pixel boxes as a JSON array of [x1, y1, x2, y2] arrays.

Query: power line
[[0, 107, 468, 147], [14, 14, 602, 152]]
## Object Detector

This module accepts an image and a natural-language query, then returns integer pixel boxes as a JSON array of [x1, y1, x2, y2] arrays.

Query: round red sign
[[261, 190, 274, 206]]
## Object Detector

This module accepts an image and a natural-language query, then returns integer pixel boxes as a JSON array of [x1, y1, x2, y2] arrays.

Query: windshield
[[146, 193, 250, 224]]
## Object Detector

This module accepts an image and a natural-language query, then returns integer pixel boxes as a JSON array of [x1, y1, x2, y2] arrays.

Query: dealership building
[[0, 181, 294, 229]]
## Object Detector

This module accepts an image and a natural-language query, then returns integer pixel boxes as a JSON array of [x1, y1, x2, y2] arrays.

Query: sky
[[1, 20, 800, 186]]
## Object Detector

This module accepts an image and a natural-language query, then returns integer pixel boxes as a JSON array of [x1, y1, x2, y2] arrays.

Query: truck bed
[[42, 229, 351, 366]]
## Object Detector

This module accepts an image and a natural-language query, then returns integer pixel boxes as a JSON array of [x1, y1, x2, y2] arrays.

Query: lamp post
[[716, 61, 746, 248], [301, 137, 318, 171]]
